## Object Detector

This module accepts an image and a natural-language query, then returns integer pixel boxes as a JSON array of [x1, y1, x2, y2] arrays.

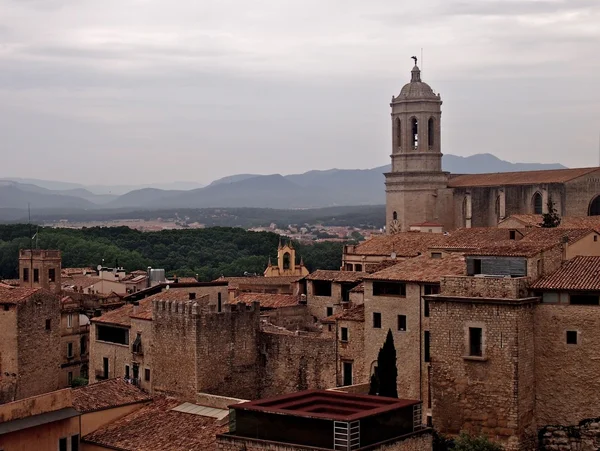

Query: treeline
[[0, 205, 385, 229], [0, 225, 345, 281]]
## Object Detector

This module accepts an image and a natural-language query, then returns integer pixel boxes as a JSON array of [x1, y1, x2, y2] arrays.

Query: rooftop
[[448, 167, 600, 188], [531, 256, 600, 291], [0, 287, 44, 305], [231, 389, 419, 422], [82, 397, 227, 451], [350, 232, 448, 257], [367, 254, 466, 283], [216, 275, 303, 289], [72, 378, 151, 413], [233, 293, 299, 309], [306, 270, 367, 283], [323, 304, 365, 323]]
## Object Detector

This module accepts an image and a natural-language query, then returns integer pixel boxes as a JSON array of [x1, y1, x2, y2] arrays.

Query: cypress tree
[[370, 329, 398, 398]]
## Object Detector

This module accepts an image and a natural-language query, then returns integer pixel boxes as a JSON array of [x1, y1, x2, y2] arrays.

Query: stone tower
[[385, 60, 449, 233], [19, 249, 62, 293]]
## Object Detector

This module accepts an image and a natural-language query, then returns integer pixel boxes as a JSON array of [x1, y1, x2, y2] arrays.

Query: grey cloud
[[442, 0, 599, 17]]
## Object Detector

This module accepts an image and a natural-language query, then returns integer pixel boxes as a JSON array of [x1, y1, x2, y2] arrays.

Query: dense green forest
[[0, 225, 345, 281], [0, 205, 385, 229]]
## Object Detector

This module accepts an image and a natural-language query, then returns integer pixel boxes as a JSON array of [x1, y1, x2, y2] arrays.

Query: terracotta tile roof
[[501, 215, 600, 231], [62, 267, 94, 276], [175, 277, 198, 283], [82, 397, 227, 451], [448, 167, 600, 188], [531, 256, 600, 291], [323, 304, 365, 323], [441, 227, 532, 249], [215, 276, 303, 289], [233, 293, 299, 309], [499, 214, 542, 227], [0, 279, 20, 287], [0, 287, 43, 305], [367, 254, 466, 283], [306, 270, 367, 283], [92, 303, 134, 327], [72, 378, 152, 413], [462, 243, 556, 257], [519, 228, 592, 247], [351, 232, 448, 257], [349, 283, 364, 293], [66, 276, 101, 289]]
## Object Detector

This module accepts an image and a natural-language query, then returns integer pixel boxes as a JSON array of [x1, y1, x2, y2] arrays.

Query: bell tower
[[385, 58, 448, 233]]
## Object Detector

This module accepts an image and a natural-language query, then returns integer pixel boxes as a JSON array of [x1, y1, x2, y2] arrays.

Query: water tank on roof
[[149, 269, 166, 284]]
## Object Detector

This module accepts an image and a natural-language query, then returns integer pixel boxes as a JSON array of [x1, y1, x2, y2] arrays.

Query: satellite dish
[[97, 264, 102, 271], [391, 252, 397, 260]]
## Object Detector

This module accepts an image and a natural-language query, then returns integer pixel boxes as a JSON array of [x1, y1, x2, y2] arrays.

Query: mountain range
[[0, 153, 567, 212]]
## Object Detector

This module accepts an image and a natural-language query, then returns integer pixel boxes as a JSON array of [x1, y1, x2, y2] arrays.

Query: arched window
[[283, 252, 291, 270], [411, 117, 418, 149], [428, 117, 434, 148], [395, 118, 401, 148], [589, 196, 600, 216], [532, 192, 543, 214], [393, 211, 398, 221]]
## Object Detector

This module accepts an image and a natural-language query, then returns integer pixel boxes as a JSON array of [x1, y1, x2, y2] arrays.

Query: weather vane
[[411, 56, 418, 66]]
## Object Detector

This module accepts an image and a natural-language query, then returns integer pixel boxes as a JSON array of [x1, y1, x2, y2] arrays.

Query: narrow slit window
[[469, 327, 483, 356], [411, 117, 418, 149], [428, 117, 434, 147]]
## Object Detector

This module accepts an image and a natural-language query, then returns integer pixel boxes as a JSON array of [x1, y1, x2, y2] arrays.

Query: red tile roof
[[215, 276, 303, 289], [367, 254, 466, 283], [448, 167, 600, 188], [72, 378, 152, 413], [323, 304, 365, 323], [0, 287, 44, 305], [306, 270, 367, 283], [351, 232, 448, 257], [67, 276, 101, 289], [531, 256, 600, 291], [233, 293, 299, 309], [82, 397, 227, 451]]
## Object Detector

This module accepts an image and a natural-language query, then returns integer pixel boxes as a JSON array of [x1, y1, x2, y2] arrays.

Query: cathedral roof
[[395, 65, 439, 100], [448, 167, 600, 188]]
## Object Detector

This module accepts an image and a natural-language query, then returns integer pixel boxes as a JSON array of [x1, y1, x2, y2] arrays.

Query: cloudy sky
[[1, 0, 599, 186]]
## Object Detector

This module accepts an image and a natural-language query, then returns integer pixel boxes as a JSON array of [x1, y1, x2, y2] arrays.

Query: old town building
[[385, 60, 600, 233], [263, 240, 309, 277]]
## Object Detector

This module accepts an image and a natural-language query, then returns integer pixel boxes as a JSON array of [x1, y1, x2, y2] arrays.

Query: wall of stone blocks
[[16, 291, 61, 400], [89, 328, 131, 383], [564, 173, 600, 216], [336, 319, 366, 387], [429, 299, 536, 450], [539, 421, 600, 451], [259, 331, 336, 398], [0, 306, 18, 403], [260, 305, 313, 331], [307, 282, 342, 320], [535, 304, 600, 427], [440, 276, 529, 299]]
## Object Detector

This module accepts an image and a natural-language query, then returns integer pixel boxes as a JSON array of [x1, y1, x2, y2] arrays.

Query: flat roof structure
[[225, 389, 423, 450]]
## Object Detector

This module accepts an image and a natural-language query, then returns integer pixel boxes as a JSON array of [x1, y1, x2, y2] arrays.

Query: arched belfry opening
[[589, 196, 600, 216], [428, 118, 434, 148], [532, 192, 543, 215], [283, 252, 291, 270], [411, 117, 418, 149]]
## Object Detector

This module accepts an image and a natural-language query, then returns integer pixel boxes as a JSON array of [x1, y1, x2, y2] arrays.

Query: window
[[469, 327, 483, 357], [145, 368, 151, 382], [595, 235, 599, 242], [589, 196, 600, 216], [411, 117, 418, 148], [67, 313, 73, 328], [393, 211, 398, 221], [373, 312, 382, 329], [103, 357, 109, 379], [68, 372, 73, 385], [45, 319, 51, 330], [33, 268, 39, 283], [132, 333, 142, 354], [373, 282, 406, 297], [566, 330, 578, 345], [97, 325, 129, 345], [80, 335, 87, 355], [355, 264, 363, 272], [48, 268, 56, 282], [340, 327, 349, 342], [23, 267, 29, 282], [343, 361, 353, 386], [313, 280, 332, 297], [59, 437, 67, 451], [431, 252, 442, 259], [428, 117, 434, 147], [509, 230, 516, 240], [326, 307, 333, 317], [570, 294, 599, 305], [67, 342, 73, 358], [283, 252, 291, 270], [125, 364, 130, 379], [533, 192, 543, 215], [217, 292, 222, 313], [398, 315, 407, 331], [473, 259, 482, 275], [542, 292, 559, 304], [345, 263, 353, 271], [424, 331, 430, 362], [71, 435, 80, 451], [4, 305, 9, 311]]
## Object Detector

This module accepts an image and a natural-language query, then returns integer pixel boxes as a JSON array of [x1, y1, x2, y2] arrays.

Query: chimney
[[189, 292, 196, 300]]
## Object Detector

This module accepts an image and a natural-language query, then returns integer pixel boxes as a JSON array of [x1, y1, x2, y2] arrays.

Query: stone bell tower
[[385, 58, 449, 233]]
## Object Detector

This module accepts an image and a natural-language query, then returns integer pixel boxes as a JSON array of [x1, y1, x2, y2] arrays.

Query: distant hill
[[0, 154, 568, 211]]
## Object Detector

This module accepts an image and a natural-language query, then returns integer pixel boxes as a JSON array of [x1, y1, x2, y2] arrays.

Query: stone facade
[[306, 281, 343, 320], [539, 421, 600, 451], [60, 298, 89, 387], [18, 249, 62, 293]]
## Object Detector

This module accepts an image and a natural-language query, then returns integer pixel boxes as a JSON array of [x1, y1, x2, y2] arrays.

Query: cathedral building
[[386, 59, 600, 233]]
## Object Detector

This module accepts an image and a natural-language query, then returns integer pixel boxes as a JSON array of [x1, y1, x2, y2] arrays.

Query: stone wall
[[16, 290, 61, 400], [336, 319, 365, 387], [130, 317, 152, 391], [260, 305, 313, 331], [440, 276, 529, 299], [564, 171, 600, 216], [307, 282, 342, 320], [259, 331, 336, 398], [535, 304, 600, 427], [89, 324, 131, 384], [429, 298, 537, 450], [539, 420, 600, 451], [0, 304, 19, 403]]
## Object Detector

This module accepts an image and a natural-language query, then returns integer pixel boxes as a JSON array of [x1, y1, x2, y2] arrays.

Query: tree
[[453, 432, 503, 451], [540, 197, 561, 228], [369, 329, 398, 398]]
